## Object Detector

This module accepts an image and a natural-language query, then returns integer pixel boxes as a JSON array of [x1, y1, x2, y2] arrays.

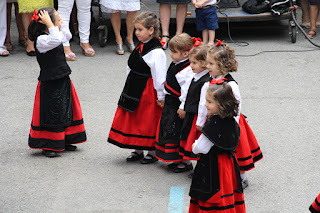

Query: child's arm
[[228, 81, 242, 123], [196, 81, 209, 128], [36, 11, 71, 53], [144, 48, 167, 101], [178, 70, 194, 111], [192, 134, 213, 154], [176, 66, 193, 118]]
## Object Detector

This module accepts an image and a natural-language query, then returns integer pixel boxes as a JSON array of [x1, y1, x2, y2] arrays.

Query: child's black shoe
[[42, 150, 57, 158], [140, 154, 158, 164], [172, 162, 193, 173], [127, 152, 144, 162], [65, 145, 77, 151]]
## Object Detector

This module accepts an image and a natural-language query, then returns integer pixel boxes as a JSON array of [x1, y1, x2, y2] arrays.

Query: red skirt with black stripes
[[108, 78, 162, 150], [310, 193, 320, 213], [179, 114, 201, 161], [28, 80, 86, 151], [235, 114, 263, 171], [189, 154, 246, 213]]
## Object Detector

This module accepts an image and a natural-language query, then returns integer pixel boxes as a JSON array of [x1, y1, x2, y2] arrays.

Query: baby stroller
[[91, 0, 109, 47]]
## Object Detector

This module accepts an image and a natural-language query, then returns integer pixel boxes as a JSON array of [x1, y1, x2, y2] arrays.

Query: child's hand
[[38, 10, 54, 29], [177, 109, 186, 119], [156, 100, 164, 108], [196, 126, 202, 131], [194, 2, 203, 8]]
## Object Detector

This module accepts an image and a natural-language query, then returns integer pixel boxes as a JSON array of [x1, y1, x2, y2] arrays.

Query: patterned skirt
[[28, 79, 87, 151], [17, 0, 53, 13]]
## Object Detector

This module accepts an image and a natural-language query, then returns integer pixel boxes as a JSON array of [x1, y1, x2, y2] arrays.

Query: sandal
[[0, 47, 9, 57], [65, 52, 76, 61], [161, 35, 170, 50], [5, 42, 13, 51], [301, 22, 310, 29], [307, 30, 316, 39], [116, 44, 125, 55], [80, 43, 95, 57]]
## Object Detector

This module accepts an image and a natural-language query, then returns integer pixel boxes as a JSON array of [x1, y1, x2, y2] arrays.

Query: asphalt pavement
[[1, 8, 320, 213]]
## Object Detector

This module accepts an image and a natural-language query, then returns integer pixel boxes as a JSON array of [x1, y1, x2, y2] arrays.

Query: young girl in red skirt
[[175, 44, 212, 173], [28, 8, 86, 158], [206, 41, 263, 189], [155, 33, 195, 170], [107, 12, 167, 164], [190, 82, 245, 213]]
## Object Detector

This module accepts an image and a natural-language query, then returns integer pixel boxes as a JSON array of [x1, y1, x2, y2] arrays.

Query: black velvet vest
[[224, 74, 237, 84], [118, 38, 162, 112], [189, 115, 242, 201], [35, 35, 71, 81], [184, 72, 211, 113], [164, 60, 190, 98]]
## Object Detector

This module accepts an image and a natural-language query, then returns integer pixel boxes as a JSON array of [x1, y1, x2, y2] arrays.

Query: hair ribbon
[[30, 10, 39, 23], [209, 78, 226, 86], [215, 39, 224, 47], [192, 37, 202, 48]]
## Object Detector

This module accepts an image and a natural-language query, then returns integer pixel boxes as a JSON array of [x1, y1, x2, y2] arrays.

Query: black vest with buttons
[[118, 38, 162, 113], [164, 60, 190, 98], [35, 34, 71, 81], [184, 72, 211, 113]]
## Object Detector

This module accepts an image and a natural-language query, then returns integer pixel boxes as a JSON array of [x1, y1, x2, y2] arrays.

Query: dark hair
[[28, 7, 56, 41], [207, 82, 239, 118], [189, 45, 210, 68], [207, 43, 238, 75], [134, 11, 160, 38], [168, 33, 194, 53]]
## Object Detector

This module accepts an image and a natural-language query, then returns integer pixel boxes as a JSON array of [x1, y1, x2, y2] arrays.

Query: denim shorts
[[195, 6, 219, 31]]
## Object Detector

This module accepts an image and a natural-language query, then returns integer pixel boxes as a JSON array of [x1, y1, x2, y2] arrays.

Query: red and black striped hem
[[108, 138, 155, 151], [190, 199, 245, 211], [236, 147, 263, 171], [155, 142, 182, 162], [310, 194, 320, 213]]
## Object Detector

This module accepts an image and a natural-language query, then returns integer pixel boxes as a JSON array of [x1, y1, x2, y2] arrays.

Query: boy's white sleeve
[[143, 48, 167, 101], [196, 82, 209, 127], [179, 70, 194, 110], [192, 134, 214, 154], [228, 81, 241, 123]]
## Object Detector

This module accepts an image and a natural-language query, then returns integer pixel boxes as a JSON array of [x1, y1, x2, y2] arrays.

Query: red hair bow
[[191, 37, 202, 49], [215, 39, 224, 47], [159, 37, 166, 47], [30, 10, 39, 23], [209, 78, 226, 86]]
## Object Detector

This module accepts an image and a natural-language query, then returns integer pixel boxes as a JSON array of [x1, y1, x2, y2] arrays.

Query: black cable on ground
[[216, 2, 320, 57]]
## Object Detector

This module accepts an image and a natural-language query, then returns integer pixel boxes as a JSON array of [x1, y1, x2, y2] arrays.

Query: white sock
[[240, 173, 247, 181], [131, 150, 143, 156], [145, 151, 155, 159]]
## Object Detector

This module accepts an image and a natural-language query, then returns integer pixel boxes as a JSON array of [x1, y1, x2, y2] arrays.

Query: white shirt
[[192, 133, 213, 154], [163, 58, 193, 97], [126, 41, 167, 101], [196, 0, 217, 6], [179, 69, 210, 127], [36, 24, 72, 53]]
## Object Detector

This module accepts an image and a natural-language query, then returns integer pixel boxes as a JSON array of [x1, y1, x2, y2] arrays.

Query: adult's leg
[[159, 4, 171, 43], [126, 11, 137, 44], [110, 11, 123, 45], [58, 0, 75, 56], [309, 4, 319, 38], [0, 1, 9, 56], [301, 0, 310, 26], [14, 3, 25, 42], [21, 12, 34, 53], [76, 0, 94, 53], [5, 3, 13, 50], [175, 4, 187, 35]]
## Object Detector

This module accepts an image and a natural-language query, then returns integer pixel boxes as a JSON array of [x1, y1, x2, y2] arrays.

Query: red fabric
[[179, 114, 201, 160], [235, 114, 263, 171], [311, 194, 320, 211], [29, 80, 86, 151], [30, 10, 39, 23], [189, 154, 246, 213], [108, 78, 162, 150]]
